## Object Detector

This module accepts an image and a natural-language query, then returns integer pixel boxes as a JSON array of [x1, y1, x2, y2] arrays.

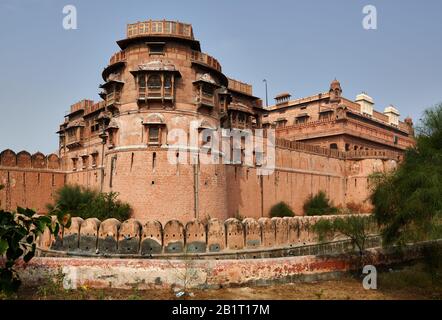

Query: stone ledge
[[16, 240, 436, 290]]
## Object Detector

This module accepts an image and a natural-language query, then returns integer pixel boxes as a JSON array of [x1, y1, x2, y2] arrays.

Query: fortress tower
[[57, 20, 263, 222]]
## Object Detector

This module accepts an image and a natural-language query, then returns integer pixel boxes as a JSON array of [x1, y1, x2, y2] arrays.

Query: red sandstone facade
[[0, 20, 415, 223]]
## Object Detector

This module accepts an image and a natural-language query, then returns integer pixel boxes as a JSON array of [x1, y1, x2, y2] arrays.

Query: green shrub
[[312, 215, 374, 256], [47, 185, 131, 221], [269, 202, 294, 217], [1, 207, 66, 294], [303, 191, 338, 216]]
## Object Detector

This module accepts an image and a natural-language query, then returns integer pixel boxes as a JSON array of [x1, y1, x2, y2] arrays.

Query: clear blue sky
[[0, 0, 441, 154]]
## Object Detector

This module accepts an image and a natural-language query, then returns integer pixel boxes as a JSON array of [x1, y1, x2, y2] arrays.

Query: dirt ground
[[8, 262, 442, 300]]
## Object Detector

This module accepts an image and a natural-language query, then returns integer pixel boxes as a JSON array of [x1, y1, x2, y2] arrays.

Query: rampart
[[0, 150, 65, 212], [38, 214, 378, 259], [0, 142, 400, 221]]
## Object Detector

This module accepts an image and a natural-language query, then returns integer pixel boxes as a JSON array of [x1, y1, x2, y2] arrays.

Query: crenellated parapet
[[0, 149, 61, 171], [39, 214, 378, 258]]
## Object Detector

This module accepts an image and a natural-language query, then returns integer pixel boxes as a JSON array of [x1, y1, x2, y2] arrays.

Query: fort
[[0, 19, 415, 224]]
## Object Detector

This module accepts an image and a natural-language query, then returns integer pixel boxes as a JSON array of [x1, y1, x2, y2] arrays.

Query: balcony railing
[[190, 51, 222, 72], [228, 78, 253, 96], [138, 87, 173, 100], [127, 20, 194, 40], [109, 51, 127, 65]]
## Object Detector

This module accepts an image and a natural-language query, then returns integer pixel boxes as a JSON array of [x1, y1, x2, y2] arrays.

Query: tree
[[0, 207, 68, 294], [269, 202, 295, 217], [303, 191, 338, 216], [312, 215, 375, 256], [370, 103, 442, 245]]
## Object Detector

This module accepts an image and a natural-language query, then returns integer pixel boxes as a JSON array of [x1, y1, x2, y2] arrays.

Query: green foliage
[[269, 202, 295, 217], [0, 207, 67, 294], [370, 103, 442, 245], [312, 215, 374, 255], [48, 185, 131, 221], [303, 191, 338, 216], [422, 243, 442, 283]]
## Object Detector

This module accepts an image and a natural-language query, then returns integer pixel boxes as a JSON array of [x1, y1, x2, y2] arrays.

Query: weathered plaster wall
[[16, 243, 427, 290]]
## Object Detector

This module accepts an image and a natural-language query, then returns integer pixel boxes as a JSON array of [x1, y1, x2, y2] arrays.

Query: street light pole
[[263, 79, 268, 108]]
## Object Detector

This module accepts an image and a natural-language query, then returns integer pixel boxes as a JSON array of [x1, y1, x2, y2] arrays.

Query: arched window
[[147, 75, 161, 88]]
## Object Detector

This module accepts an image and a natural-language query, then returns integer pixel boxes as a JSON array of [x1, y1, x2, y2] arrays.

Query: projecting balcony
[[109, 51, 127, 65], [102, 51, 127, 81], [105, 91, 121, 111], [227, 78, 253, 96], [190, 51, 222, 73], [196, 93, 215, 110], [66, 138, 83, 149]]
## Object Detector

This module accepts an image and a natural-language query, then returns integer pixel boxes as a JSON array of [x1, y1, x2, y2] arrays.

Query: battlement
[[0, 149, 61, 170], [40, 214, 377, 257]]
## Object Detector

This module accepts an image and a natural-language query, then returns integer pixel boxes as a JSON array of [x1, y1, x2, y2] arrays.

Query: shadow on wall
[[39, 214, 376, 255]]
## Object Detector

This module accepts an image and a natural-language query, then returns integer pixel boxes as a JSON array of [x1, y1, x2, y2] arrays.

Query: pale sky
[[0, 0, 441, 154]]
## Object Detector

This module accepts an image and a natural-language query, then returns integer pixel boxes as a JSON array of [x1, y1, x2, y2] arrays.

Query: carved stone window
[[133, 60, 180, 103], [137, 73, 176, 101], [143, 113, 166, 145], [148, 126, 160, 144]]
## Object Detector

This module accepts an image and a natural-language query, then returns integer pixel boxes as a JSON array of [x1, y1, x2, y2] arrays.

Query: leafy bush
[[312, 215, 375, 256], [0, 207, 67, 294], [269, 202, 295, 217], [371, 103, 442, 245], [47, 185, 131, 221], [303, 191, 338, 216]]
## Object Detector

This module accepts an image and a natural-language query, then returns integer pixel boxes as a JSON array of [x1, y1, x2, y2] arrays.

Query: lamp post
[[263, 79, 268, 108]]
